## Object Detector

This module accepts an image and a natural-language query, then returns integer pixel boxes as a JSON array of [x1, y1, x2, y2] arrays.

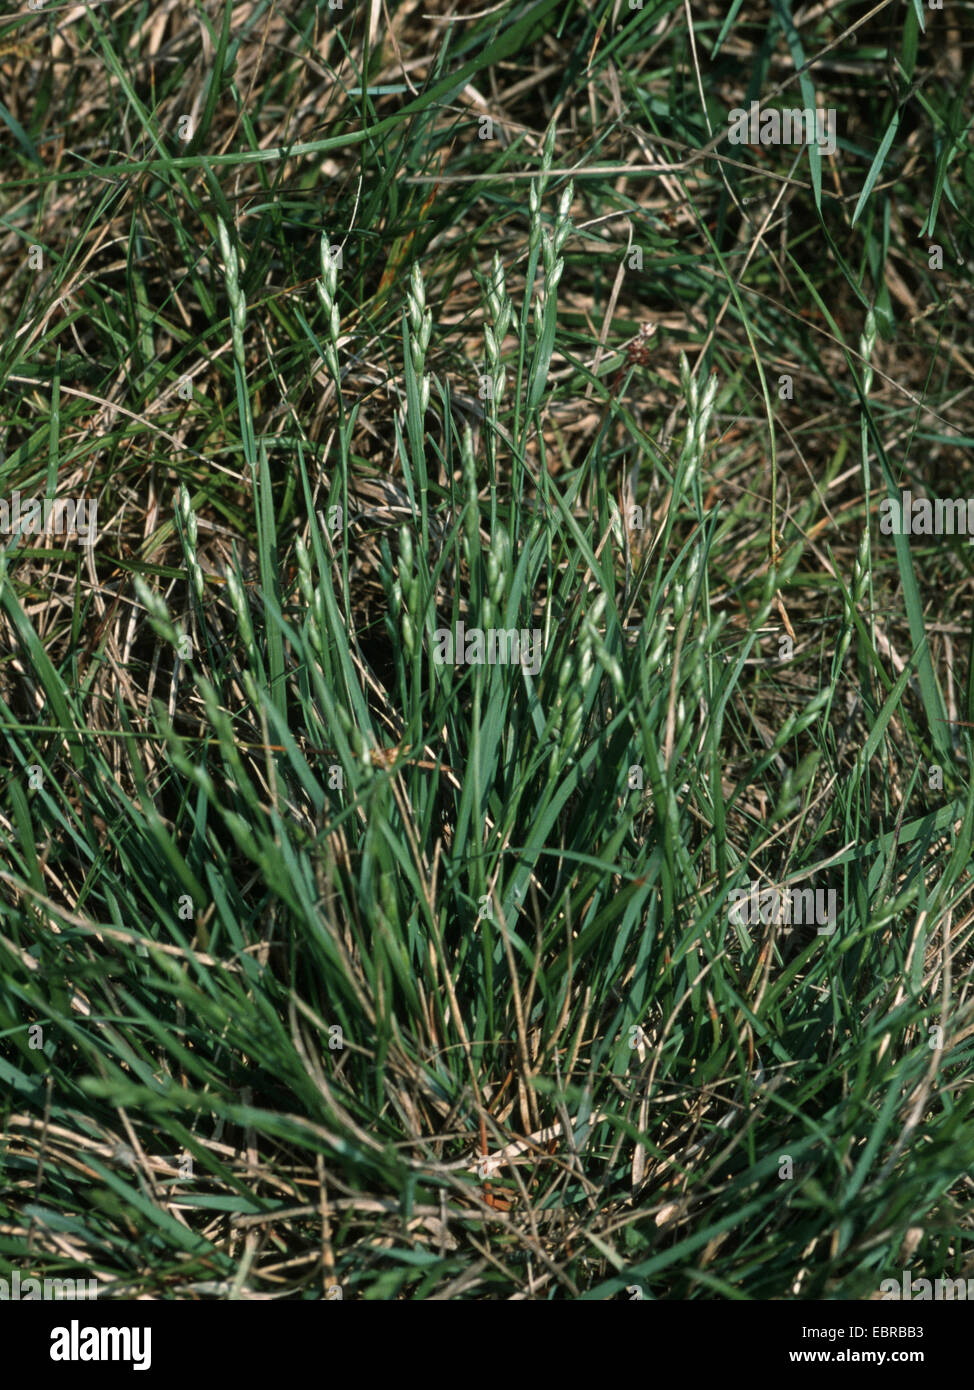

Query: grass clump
[[1, 0, 973, 1299]]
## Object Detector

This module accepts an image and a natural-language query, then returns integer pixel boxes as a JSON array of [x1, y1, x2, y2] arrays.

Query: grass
[[0, 0, 973, 1300]]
